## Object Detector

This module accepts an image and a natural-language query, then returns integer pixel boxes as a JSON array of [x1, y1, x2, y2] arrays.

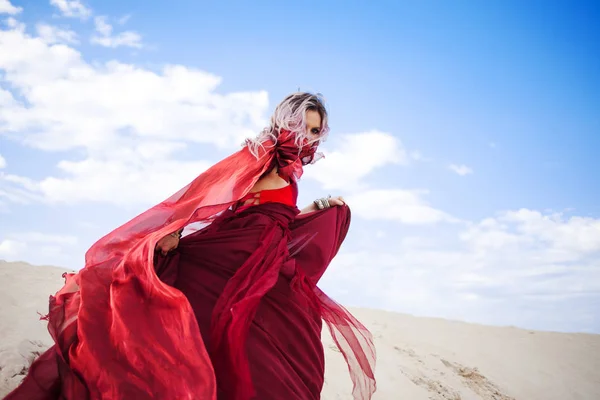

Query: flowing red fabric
[[4, 131, 376, 400], [290, 207, 377, 400]]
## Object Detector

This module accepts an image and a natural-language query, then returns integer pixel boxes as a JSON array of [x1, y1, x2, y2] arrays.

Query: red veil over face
[[6, 130, 376, 400]]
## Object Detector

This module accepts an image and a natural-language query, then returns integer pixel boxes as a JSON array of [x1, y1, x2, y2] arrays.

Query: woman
[[5, 93, 376, 400]]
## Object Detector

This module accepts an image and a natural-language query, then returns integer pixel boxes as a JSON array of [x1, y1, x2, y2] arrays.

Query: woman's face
[[305, 109, 323, 141]]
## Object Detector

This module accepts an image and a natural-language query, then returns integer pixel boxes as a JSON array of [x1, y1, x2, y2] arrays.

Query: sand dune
[[1, 260, 599, 399]]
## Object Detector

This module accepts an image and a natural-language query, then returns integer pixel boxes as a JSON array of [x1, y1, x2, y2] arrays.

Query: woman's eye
[[311, 128, 320, 135]]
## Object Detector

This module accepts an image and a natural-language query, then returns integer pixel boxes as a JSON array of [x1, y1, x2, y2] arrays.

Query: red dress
[[5, 141, 376, 400]]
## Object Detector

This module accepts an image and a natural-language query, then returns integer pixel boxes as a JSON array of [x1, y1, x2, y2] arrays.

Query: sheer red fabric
[[290, 207, 377, 400], [5, 131, 376, 400]]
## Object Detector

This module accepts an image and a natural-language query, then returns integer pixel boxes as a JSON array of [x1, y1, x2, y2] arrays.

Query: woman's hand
[[155, 233, 180, 256], [327, 196, 345, 207], [300, 195, 346, 215]]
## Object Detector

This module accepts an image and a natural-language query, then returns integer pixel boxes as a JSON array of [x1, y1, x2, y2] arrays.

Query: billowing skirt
[[4, 203, 375, 400]]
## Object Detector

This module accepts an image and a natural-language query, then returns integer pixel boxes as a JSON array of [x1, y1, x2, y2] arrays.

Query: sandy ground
[[1, 260, 599, 399]]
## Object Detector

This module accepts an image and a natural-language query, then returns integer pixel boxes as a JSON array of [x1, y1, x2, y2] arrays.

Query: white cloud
[[409, 150, 428, 161], [15, 232, 78, 246], [454, 211, 600, 307], [0, 0, 21, 15], [348, 189, 457, 225], [448, 163, 473, 176], [93, 15, 110, 36], [0, 21, 269, 206], [38, 149, 213, 205], [462, 209, 600, 256], [4, 16, 23, 30], [0, 154, 5, 168], [0, 171, 43, 204], [0, 25, 267, 152], [0, 239, 26, 257], [49, 0, 91, 19], [321, 208, 600, 332], [0, 232, 78, 265], [117, 14, 131, 25], [304, 130, 408, 190], [0, 138, 214, 206], [36, 23, 78, 44], [90, 16, 142, 48]]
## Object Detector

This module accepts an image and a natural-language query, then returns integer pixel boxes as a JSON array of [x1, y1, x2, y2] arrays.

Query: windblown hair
[[247, 92, 330, 158]]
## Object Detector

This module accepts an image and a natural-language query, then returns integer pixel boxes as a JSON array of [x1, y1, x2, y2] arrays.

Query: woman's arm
[[299, 202, 319, 215]]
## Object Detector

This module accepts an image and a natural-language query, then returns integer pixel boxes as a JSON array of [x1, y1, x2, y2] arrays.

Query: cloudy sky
[[1, 0, 599, 333]]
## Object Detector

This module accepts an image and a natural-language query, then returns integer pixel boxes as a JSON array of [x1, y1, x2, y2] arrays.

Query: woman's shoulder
[[250, 168, 290, 193]]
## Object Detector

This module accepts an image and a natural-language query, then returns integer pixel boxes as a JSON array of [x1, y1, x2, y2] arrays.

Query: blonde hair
[[246, 92, 330, 158]]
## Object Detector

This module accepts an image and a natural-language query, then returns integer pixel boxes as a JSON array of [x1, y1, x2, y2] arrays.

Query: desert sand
[[1, 260, 599, 399]]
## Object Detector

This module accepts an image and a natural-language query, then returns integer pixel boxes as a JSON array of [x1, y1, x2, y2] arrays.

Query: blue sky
[[1, 0, 599, 333]]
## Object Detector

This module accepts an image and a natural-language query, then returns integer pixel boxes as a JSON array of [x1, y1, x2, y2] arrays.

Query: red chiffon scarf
[[6, 132, 376, 400]]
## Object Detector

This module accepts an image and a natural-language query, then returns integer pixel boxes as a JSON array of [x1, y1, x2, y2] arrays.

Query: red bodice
[[235, 184, 297, 212]]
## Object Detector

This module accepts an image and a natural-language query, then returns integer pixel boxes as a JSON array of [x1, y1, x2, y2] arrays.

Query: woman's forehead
[[306, 110, 322, 126]]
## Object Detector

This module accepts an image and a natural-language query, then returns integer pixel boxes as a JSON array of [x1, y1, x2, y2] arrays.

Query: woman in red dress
[[5, 93, 376, 400]]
